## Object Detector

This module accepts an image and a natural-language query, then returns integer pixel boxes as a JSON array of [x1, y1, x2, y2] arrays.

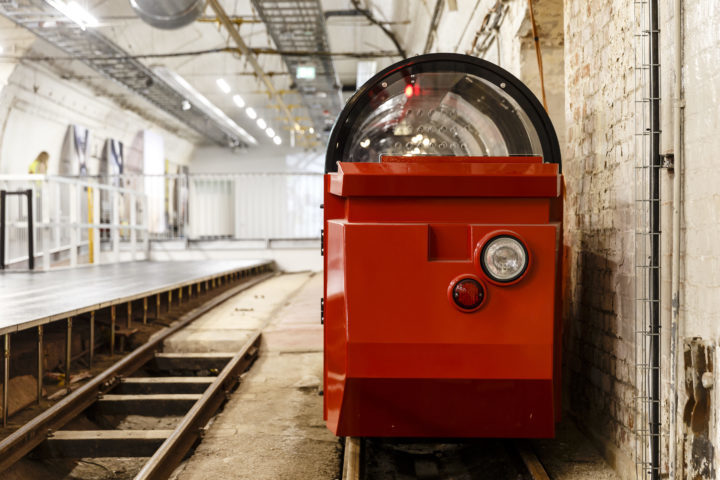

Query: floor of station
[[168, 272, 341, 480], [163, 272, 618, 480]]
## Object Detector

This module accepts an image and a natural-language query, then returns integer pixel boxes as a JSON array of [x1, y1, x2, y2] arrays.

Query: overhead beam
[[207, 0, 296, 129]]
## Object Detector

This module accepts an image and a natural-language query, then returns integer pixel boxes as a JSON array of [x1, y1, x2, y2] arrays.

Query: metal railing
[[0, 172, 322, 270], [101, 173, 324, 243], [0, 175, 148, 270]]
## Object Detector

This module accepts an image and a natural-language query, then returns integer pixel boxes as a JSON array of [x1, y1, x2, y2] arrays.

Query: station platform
[[0, 260, 272, 335]]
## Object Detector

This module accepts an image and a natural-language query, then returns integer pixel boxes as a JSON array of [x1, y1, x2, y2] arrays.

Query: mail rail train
[[322, 53, 563, 438]]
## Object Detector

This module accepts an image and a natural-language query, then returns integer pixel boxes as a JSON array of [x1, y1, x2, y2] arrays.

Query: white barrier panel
[[0, 175, 148, 270], [0, 172, 322, 270]]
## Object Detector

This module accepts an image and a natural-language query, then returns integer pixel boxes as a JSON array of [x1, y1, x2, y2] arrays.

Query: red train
[[323, 53, 563, 438]]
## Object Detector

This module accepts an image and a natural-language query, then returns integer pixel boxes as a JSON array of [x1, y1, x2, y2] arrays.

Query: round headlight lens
[[481, 236, 528, 283]]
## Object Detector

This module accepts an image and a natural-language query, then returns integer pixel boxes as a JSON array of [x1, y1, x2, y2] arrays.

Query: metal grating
[[0, 0, 254, 148], [251, 0, 343, 136], [633, 0, 661, 478]]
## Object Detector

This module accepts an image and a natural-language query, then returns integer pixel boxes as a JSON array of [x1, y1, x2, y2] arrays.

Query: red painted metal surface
[[323, 157, 563, 438]]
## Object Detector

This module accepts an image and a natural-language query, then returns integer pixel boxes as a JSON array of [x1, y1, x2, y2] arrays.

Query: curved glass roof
[[326, 54, 560, 173]]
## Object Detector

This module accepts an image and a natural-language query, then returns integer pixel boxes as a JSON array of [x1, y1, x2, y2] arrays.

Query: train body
[[323, 54, 563, 438]]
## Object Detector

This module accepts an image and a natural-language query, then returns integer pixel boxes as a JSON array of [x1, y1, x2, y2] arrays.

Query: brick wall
[[562, 0, 636, 476], [564, 0, 720, 477]]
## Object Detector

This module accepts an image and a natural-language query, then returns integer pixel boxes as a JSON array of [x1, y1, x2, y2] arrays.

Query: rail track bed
[[1, 269, 273, 480], [343, 437, 551, 480]]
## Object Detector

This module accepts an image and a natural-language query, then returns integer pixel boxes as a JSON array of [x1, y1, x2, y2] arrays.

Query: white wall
[[190, 145, 324, 174], [0, 60, 196, 174]]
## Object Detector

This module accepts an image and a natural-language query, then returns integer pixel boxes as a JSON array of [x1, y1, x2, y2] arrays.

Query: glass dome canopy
[[325, 53, 561, 173]]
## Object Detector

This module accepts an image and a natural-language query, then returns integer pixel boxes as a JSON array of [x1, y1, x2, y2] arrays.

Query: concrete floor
[[532, 420, 620, 479], [170, 272, 342, 480]]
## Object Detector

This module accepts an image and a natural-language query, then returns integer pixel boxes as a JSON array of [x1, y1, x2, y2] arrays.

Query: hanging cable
[[350, 0, 406, 58], [526, 0, 548, 113]]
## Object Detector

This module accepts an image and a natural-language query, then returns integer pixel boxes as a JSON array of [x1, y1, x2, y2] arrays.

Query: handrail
[[0, 174, 144, 195]]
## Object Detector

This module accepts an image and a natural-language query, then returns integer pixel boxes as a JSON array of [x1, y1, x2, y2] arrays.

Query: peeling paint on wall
[[682, 338, 715, 479]]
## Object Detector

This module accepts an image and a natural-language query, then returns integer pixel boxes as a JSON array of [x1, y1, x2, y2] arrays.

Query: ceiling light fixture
[[152, 66, 256, 146], [216, 78, 231, 94], [246, 107, 257, 120], [232, 94, 245, 108], [257, 118, 267, 130], [266, 128, 275, 137], [273, 136, 282, 145]]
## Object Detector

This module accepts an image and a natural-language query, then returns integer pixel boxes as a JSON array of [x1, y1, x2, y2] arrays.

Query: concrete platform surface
[[171, 273, 341, 480], [163, 273, 311, 353], [0, 260, 270, 335]]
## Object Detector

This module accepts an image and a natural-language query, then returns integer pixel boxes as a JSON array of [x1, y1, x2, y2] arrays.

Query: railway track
[[342, 436, 552, 480], [0, 271, 273, 479]]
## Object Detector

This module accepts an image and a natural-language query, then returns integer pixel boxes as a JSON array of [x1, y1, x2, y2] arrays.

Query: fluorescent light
[[308, 127, 315, 134], [232, 94, 245, 108], [216, 78, 231, 94], [245, 107, 257, 119], [152, 66, 256, 146], [181, 100, 191, 111], [266, 128, 275, 137], [296, 65, 316, 80], [256, 118, 267, 129], [273, 136, 282, 145], [45, 0, 99, 30]]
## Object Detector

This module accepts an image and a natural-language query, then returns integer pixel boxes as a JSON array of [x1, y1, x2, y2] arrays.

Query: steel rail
[[342, 437, 362, 480], [135, 332, 261, 479], [0, 271, 274, 473], [515, 441, 551, 480]]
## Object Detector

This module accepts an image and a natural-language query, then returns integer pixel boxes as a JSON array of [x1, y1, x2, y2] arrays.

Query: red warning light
[[448, 276, 485, 312], [404, 84, 414, 98]]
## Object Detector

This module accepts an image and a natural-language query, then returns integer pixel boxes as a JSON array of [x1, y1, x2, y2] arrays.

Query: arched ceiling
[[0, 0, 421, 149]]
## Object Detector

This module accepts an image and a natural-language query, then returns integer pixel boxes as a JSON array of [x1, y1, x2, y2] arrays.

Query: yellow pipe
[[87, 187, 94, 263]]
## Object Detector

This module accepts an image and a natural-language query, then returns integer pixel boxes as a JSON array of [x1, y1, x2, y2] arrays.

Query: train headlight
[[480, 235, 529, 283]]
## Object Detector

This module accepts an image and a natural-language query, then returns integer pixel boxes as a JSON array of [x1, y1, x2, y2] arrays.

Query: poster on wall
[[164, 161, 189, 238], [143, 130, 165, 235], [101, 138, 124, 182], [99, 139, 124, 230], [59, 124, 90, 176]]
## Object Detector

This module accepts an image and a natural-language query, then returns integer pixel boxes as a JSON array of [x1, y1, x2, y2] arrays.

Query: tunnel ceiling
[[0, 0, 414, 150]]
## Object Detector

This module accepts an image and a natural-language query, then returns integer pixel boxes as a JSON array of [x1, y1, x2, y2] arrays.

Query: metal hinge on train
[[320, 228, 324, 256], [320, 298, 324, 325]]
